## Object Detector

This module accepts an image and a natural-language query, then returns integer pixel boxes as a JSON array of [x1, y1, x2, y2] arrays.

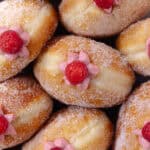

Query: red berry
[[0, 30, 23, 54], [94, 0, 114, 9], [0, 115, 8, 134], [51, 147, 62, 150], [65, 61, 89, 85], [142, 122, 150, 142]]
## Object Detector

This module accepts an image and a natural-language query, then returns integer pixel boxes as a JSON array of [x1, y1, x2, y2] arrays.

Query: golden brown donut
[[59, 0, 150, 38], [23, 106, 113, 150], [0, 0, 57, 82], [116, 18, 150, 76], [0, 76, 53, 149], [114, 81, 150, 150], [34, 35, 135, 108]]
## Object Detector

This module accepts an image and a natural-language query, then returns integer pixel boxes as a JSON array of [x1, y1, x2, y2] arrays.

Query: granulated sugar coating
[[0, 0, 149, 150]]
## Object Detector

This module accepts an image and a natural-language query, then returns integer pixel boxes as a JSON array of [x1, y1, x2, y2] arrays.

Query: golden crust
[[0, 76, 53, 149], [23, 106, 113, 150], [116, 18, 150, 76], [0, 0, 58, 82], [114, 81, 150, 150], [34, 35, 134, 108], [59, 0, 150, 37]]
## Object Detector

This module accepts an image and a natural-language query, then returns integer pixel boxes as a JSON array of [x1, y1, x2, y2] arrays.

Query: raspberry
[[65, 61, 89, 85], [0, 115, 8, 134], [94, 0, 114, 9], [0, 30, 23, 54], [51, 147, 62, 150], [142, 122, 150, 142]]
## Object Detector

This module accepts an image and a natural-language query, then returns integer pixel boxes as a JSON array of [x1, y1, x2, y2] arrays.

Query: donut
[[34, 35, 135, 108], [0, 0, 57, 82], [116, 18, 150, 76], [59, 0, 150, 38], [0, 76, 53, 149], [23, 106, 113, 150], [114, 81, 150, 150]]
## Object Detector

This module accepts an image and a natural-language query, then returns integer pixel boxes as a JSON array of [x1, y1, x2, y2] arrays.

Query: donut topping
[[0, 30, 23, 54], [134, 122, 150, 150], [0, 115, 8, 134], [60, 51, 99, 90], [142, 122, 150, 142], [0, 107, 16, 141], [0, 26, 30, 60], [65, 61, 89, 85], [94, 0, 119, 13], [44, 138, 74, 150]]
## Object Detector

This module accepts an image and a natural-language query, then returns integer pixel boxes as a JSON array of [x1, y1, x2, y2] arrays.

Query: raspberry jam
[[142, 122, 150, 142], [65, 61, 89, 85], [0, 30, 23, 54]]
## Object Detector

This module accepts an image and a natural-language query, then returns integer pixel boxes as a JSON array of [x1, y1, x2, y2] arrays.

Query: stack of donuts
[[0, 0, 149, 150]]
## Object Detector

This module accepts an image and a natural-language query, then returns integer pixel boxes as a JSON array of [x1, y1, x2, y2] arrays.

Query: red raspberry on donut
[[0, 30, 23, 54], [142, 122, 150, 142]]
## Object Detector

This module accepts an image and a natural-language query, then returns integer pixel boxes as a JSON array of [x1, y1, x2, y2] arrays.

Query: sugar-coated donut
[[59, 0, 150, 38], [23, 106, 113, 150], [114, 81, 150, 150], [116, 18, 150, 76], [0, 76, 53, 149], [0, 0, 57, 82], [34, 35, 135, 108]]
